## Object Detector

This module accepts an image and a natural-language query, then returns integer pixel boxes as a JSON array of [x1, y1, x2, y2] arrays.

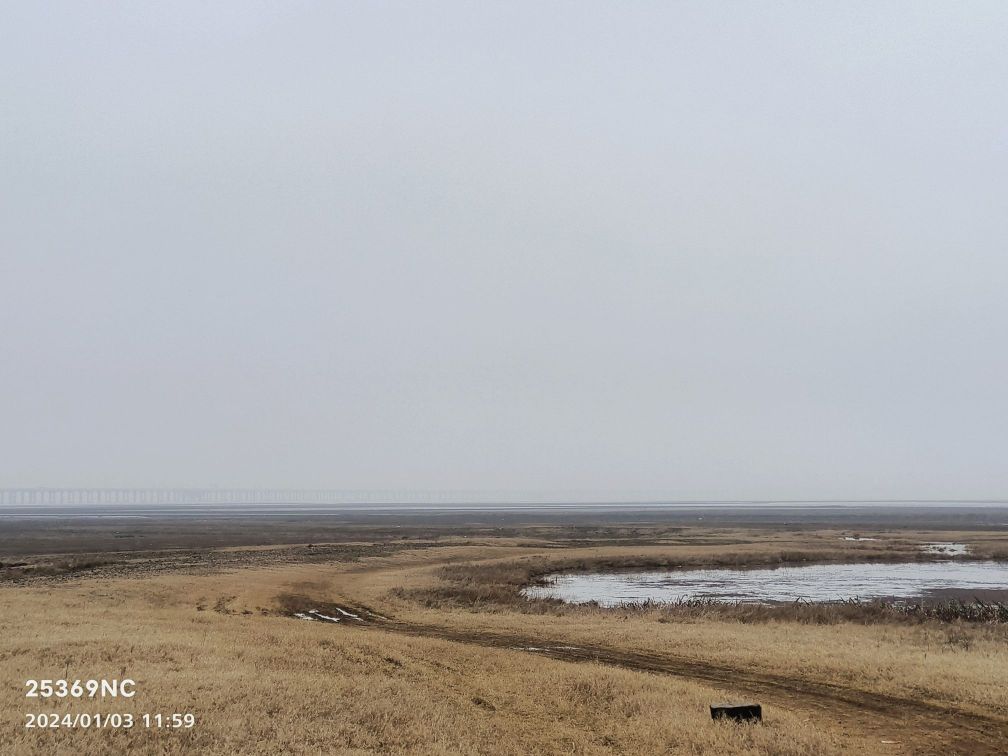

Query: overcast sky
[[1, 2, 1006, 499]]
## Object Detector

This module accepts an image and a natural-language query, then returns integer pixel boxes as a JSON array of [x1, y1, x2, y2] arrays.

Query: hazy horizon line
[[2, 486, 1007, 505]]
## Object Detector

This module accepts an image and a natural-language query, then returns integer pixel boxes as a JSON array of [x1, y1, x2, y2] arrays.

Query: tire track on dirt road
[[288, 601, 1008, 755]]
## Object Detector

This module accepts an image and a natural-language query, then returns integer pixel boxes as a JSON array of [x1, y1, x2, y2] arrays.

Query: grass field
[[3, 524, 1008, 754]]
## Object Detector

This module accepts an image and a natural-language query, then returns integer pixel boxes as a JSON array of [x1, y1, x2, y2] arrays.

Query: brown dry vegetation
[[404, 544, 1008, 624], [3, 526, 1008, 754]]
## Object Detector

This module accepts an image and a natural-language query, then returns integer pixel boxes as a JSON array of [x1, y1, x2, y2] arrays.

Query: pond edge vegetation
[[394, 545, 1008, 626]]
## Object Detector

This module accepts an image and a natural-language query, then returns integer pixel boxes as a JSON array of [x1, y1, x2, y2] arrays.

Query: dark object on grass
[[710, 703, 762, 722]]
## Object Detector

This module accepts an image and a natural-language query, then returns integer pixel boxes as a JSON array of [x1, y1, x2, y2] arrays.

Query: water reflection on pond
[[522, 560, 1008, 606]]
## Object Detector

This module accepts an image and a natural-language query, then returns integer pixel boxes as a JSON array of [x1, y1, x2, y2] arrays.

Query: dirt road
[[289, 599, 1008, 755]]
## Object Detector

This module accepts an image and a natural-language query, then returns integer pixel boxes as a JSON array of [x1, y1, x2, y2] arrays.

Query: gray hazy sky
[[2, 2, 1006, 498]]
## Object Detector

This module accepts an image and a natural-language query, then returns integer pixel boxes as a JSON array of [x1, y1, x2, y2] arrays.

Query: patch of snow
[[307, 609, 341, 622], [333, 606, 363, 621]]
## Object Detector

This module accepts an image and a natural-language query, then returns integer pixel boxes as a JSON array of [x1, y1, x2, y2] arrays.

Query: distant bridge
[[0, 489, 464, 506]]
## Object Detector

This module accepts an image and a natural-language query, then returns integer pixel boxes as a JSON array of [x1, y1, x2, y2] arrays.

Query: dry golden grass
[[3, 574, 862, 755], [3, 527, 1008, 754], [362, 536, 1008, 718]]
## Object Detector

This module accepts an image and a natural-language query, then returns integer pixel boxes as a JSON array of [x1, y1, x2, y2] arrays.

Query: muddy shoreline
[[3, 504, 1008, 556]]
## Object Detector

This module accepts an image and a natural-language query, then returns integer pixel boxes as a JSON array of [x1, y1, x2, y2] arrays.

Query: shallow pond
[[522, 560, 1008, 606]]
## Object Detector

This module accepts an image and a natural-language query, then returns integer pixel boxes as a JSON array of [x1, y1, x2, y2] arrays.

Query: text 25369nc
[[25, 679, 135, 699]]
